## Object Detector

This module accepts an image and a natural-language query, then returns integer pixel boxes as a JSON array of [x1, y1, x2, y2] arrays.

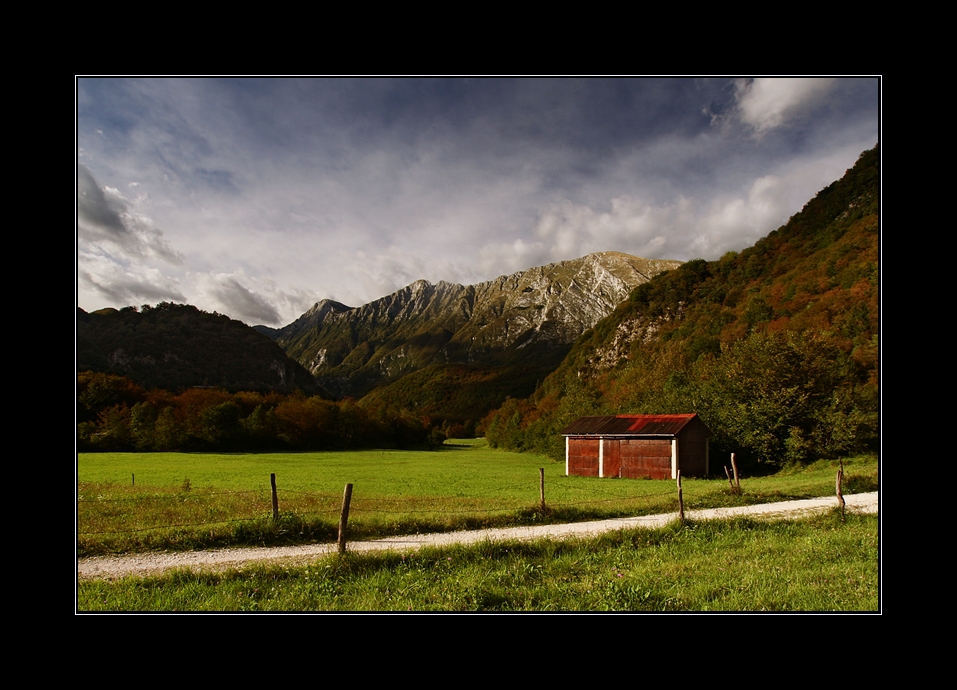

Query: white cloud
[[477, 239, 549, 278], [512, 149, 857, 265], [343, 248, 472, 303], [526, 195, 700, 262], [734, 78, 836, 133], [78, 250, 186, 305]]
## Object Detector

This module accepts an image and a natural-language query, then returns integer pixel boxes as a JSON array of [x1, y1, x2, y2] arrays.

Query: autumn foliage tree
[[77, 374, 432, 452]]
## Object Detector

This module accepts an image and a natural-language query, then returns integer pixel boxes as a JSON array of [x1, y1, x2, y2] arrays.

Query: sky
[[76, 77, 880, 327]]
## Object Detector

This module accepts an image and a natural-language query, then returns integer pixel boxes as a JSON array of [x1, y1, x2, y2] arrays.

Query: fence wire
[[77, 475, 704, 538]]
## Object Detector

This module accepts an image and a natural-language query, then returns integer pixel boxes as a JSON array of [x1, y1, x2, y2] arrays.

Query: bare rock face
[[275, 252, 681, 398]]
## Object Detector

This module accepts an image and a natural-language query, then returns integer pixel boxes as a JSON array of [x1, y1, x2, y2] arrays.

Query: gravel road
[[77, 491, 878, 581]]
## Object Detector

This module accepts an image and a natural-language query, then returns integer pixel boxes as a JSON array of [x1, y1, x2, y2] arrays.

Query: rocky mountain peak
[[276, 251, 681, 399]]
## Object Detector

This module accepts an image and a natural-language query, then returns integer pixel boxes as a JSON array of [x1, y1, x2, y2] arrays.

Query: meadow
[[78, 510, 879, 611], [77, 440, 878, 557]]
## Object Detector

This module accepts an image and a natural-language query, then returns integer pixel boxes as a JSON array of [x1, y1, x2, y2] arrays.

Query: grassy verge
[[77, 510, 879, 612], [77, 442, 878, 556]]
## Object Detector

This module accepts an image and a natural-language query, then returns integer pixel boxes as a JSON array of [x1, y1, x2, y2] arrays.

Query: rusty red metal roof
[[560, 414, 704, 437]]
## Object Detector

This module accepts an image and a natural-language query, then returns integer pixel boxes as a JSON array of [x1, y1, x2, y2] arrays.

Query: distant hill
[[484, 146, 880, 467], [77, 302, 327, 395]]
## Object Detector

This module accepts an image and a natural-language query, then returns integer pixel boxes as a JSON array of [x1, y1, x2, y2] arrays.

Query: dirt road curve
[[78, 491, 878, 581]]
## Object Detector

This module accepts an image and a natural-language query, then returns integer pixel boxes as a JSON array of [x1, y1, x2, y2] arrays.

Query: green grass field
[[77, 440, 878, 556], [79, 439, 554, 494], [77, 510, 879, 612]]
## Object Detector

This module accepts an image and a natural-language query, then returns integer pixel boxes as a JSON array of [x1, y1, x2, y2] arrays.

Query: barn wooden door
[[602, 438, 622, 478]]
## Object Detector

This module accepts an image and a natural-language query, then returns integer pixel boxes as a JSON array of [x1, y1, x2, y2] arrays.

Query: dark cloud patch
[[323, 78, 723, 155], [77, 164, 128, 240], [194, 167, 238, 193], [77, 164, 182, 264], [206, 275, 281, 325]]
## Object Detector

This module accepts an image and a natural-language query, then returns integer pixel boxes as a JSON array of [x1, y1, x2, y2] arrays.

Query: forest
[[77, 371, 442, 452]]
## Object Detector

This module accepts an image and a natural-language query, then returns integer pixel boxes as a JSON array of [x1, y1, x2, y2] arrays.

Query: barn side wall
[[567, 437, 599, 477], [619, 438, 672, 479], [567, 429, 710, 479]]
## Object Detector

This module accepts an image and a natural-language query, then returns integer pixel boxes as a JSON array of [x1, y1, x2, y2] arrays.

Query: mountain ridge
[[272, 251, 682, 401]]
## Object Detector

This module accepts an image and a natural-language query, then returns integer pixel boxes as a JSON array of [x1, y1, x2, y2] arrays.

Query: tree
[[129, 401, 159, 450], [153, 407, 181, 451], [201, 401, 243, 448], [690, 330, 856, 465]]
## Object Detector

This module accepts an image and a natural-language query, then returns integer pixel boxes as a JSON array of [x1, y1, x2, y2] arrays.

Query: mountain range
[[259, 252, 680, 415]]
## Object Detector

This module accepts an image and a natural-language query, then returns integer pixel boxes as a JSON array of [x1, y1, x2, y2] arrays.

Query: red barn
[[561, 414, 712, 479]]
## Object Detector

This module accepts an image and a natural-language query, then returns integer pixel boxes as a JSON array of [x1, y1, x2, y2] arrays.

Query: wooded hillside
[[77, 302, 325, 395], [484, 146, 880, 468]]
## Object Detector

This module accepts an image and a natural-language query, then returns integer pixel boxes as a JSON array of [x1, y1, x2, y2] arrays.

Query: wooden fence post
[[271, 473, 279, 521], [836, 460, 845, 521], [677, 471, 684, 522], [724, 466, 734, 490], [539, 468, 546, 513], [731, 453, 740, 492], [338, 483, 354, 555]]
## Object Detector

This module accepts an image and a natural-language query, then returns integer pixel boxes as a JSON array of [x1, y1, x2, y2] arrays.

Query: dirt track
[[77, 491, 878, 581]]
